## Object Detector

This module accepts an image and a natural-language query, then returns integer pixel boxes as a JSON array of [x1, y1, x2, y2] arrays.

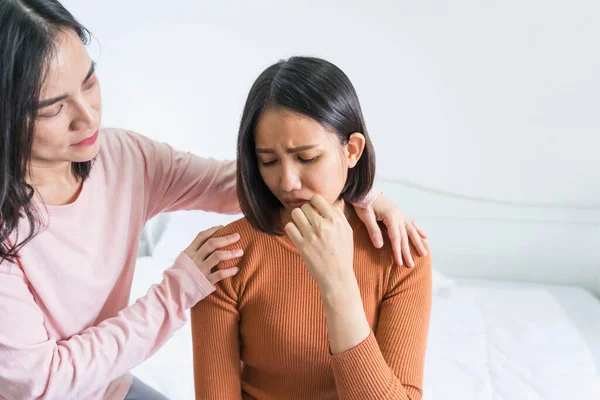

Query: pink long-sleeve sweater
[[0, 128, 240, 400]]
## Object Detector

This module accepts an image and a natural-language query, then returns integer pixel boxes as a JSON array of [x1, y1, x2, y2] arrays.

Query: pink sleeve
[[127, 132, 240, 218], [0, 253, 214, 400], [353, 188, 383, 209]]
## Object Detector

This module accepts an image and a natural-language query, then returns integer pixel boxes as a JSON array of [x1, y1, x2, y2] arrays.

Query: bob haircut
[[236, 56, 376, 235]]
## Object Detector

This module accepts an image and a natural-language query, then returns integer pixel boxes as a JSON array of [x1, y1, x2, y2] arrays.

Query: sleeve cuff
[[171, 252, 216, 307], [354, 188, 384, 209], [330, 332, 399, 399]]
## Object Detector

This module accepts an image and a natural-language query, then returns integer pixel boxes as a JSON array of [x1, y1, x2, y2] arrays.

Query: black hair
[[237, 56, 376, 234], [0, 0, 92, 263]]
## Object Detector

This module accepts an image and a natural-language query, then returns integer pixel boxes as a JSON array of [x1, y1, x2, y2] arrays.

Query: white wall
[[61, 0, 599, 291]]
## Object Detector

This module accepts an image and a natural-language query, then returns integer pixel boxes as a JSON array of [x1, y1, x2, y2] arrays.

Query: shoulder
[[210, 217, 273, 268], [354, 219, 432, 285], [98, 128, 168, 166], [207, 217, 279, 296], [213, 217, 265, 242], [98, 127, 138, 151]]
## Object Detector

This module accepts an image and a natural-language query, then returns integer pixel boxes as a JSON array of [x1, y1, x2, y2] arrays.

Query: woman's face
[[32, 29, 101, 167], [254, 108, 365, 211]]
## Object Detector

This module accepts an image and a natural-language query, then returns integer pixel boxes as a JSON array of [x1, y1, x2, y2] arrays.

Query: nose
[[280, 163, 301, 192], [70, 96, 97, 132]]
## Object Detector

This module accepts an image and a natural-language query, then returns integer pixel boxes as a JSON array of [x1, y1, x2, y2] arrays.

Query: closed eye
[[39, 105, 64, 119], [299, 156, 319, 164], [260, 159, 278, 166], [83, 80, 97, 90]]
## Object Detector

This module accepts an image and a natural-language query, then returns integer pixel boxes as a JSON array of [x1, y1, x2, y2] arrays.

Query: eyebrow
[[36, 61, 96, 109], [256, 145, 319, 154]]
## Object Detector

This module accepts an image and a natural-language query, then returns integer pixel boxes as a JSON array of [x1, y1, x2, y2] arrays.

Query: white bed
[[130, 255, 600, 399], [423, 278, 600, 399]]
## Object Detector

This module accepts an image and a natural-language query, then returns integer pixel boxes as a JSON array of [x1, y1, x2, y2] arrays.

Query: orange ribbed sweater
[[191, 211, 432, 400]]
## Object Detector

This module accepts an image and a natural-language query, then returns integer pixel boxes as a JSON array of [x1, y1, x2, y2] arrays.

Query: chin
[[72, 144, 100, 163]]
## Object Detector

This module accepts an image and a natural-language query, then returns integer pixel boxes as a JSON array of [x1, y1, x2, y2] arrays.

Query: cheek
[[258, 166, 278, 193], [31, 119, 74, 159], [33, 124, 65, 149], [90, 85, 102, 111], [306, 159, 347, 196]]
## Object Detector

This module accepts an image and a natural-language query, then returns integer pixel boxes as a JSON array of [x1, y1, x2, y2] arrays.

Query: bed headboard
[[140, 179, 600, 296], [376, 178, 600, 296]]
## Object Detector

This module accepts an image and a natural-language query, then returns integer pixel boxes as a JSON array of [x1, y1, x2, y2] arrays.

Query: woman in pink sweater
[[0, 1, 428, 399]]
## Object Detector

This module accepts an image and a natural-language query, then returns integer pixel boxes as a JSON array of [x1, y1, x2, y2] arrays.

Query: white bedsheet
[[457, 279, 600, 374], [130, 257, 600, 399], [425, 279, 600, 399]]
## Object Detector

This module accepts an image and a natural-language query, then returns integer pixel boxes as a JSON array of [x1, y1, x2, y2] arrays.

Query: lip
[[74, 130, 99, 147], [284, 199, 310, 208]]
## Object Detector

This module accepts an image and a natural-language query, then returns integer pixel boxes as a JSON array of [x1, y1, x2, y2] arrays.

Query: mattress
[[424, 278, 600, 399], [457, 278, 600, 373], [129, 257, 600, 399]]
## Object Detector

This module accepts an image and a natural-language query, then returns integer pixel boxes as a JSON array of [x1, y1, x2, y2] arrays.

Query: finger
[[188, 225, 223, 251], [355, 207, 384, 248], [284, 221, 304, 248], [400, 229, 415, 268], [197, 233, 241, 261], [207, 267, 240, 285], [407, 224, 428, 256], [309, 194, 335, 219], [413, 222, 429, 239], [383, 218, 404, 266], [291, 207, 313, 238], [201, 249, 244, 272], [300, 203, 322, 228]]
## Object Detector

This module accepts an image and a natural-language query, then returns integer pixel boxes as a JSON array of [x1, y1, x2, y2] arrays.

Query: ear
[[346, 133, 366, 168]]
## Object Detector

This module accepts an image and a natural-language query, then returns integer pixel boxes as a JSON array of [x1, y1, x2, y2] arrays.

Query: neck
[[27, 161, 82, 206]]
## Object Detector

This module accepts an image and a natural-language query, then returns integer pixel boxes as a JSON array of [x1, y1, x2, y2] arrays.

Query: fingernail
[[235, 250, 244, 256]]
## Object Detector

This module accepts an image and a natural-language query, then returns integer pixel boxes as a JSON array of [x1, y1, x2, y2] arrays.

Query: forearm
[[320, 276, 412, 400], [319, 276, 371, 355], [0, 253, 214, 399]]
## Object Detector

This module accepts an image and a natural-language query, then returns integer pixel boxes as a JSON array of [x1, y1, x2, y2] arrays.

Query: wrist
[[318, 275, 362, 307]]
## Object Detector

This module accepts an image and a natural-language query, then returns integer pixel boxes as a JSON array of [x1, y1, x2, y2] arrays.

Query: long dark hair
[[0, 0, 93, 263], [237, 56, 376, 235]]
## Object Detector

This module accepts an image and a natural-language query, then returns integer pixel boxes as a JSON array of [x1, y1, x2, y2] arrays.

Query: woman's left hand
[[284, 195, 355, 292], [354, 194, 428, 268]]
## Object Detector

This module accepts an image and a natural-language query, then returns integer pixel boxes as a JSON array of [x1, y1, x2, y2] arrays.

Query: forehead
[[41, 30, 91, 96], [255, 108, 335, 147]]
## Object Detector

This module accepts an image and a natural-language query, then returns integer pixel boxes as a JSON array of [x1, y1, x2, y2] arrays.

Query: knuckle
[[212, 270, 228, 282], [202, 239, 217, 252], [308, 234, 320, 246]]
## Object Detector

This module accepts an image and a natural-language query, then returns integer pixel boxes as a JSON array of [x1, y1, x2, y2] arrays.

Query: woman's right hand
[[184, 226, 242, 285]]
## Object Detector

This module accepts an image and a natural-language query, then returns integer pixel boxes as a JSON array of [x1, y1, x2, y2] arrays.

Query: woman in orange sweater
[[191, 56, 432, 400]]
